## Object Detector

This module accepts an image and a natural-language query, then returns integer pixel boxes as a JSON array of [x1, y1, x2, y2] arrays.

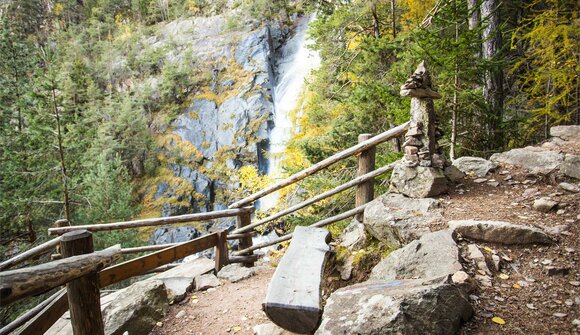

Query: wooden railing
[[0, 121, 409, 335]]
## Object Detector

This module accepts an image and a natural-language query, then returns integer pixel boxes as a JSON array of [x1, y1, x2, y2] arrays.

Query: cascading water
[[260, 16, 321, 210]]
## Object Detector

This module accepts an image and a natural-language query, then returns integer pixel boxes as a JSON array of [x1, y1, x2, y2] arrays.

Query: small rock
[[217, 264, 255, 283], [565, 247, 575, 253], [565, 300, 573, 306], [474, 178, 488, 184], [487, 181, 500, 187], [195, 273, 220, 291], [494, 296, 505, 302], [176, 310, 187, 319], [533, 198, 558, 213], [569, 281, 580, 287], [452, 271, 470, 284], [573, 319, 580, 327], [546, 266, 570, 276], [553, 313, 568, 318], [556, 209, 566, 215], [526, 303, 537, 310], [541, 259, 553, 265], [156, 322, 163, 327], [544, 224, 569, 235], [558, 182, 579, 193], [522, 187, 539, 198], [491, 255, 501, 272], [475, 274, 492, 287]]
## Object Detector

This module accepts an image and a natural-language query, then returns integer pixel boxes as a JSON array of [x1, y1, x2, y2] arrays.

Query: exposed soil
[[153, 146, 579, 334], [150, 266, 275, 335]]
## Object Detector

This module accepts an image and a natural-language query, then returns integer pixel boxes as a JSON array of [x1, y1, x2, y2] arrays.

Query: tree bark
[[391, 0, 397, 39], [481, 0, 504, 151], [467, 0, 480, 30], [371, 1, 380, 38], [51, 82, 71, 221]]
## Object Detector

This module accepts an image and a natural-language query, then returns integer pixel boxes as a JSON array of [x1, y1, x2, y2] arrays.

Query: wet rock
[[364, 193, 442, 247], [452, 156, 497, 177], [102, 280, 168, 335], [217, 264, 255, 283], [390, 165, 448, 198], [533, 197, 558, 213], [195, 273, 220, 291], [490, 147, 564, 175], [370, 230, 462, 281], [316, 277, 473, 335], [448, 220, 554, 245], [550, 125, 580, 142]]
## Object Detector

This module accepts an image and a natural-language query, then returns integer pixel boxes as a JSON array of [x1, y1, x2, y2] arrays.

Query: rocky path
[[151, 127, 578, 335]]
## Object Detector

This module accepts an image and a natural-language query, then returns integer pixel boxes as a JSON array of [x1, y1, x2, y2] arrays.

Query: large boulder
[[150, 226, 201, 245], [316, 277, 473, 335], [102, 280, 169, 335], [370, 230, 462, 281], [448, 220, 554, 245], [390, 165, 448, 198], [452, 156, 497, 177], [550, 125, 580, 142], [363, 193, 442, 247], [490, 147, 564, 175]]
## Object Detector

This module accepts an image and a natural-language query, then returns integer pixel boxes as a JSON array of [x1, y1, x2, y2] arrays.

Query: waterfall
[[260, 15, 321, 210]]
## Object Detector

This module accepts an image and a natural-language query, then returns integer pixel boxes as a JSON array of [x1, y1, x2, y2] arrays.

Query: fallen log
[[263, 226, 331, 334]]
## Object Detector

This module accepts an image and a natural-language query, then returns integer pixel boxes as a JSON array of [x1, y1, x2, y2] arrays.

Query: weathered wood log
[[226, 232, 257, 240], [48, 207, 254, 235], [0, 237, 61, 271], [0, 245, 121, 306], [355, 134, 376, 221], [214, 230, 229, 272], [142, 264, 180, 275], [231, 163, 396, 235], [61, 230, 104, 335], [15, 289, 69, 335], [0, 288, 64, 335], [236, 212, 254, 267], [229, 122, 409, 209], [263, 226, 331, 334], [233, 204, 366, 256], [99, 232, 218, 287], [120, 243, 177, 254]]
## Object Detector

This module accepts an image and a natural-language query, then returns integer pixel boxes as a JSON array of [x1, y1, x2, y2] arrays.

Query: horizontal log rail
[[99, 232, 219, 287], [233, 204, 367, 256], [229, 122, 409, 209], [0, 237, 62, 271], [120, 243, 176, 254], [48, 207, 254, 235], [15, 289, 69, 335], [231, 162, 397, 235], [0, 245, 121, 306]]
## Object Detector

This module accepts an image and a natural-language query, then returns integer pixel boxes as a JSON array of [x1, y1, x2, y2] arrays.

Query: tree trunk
[[371, 1, 380, 38], [391, 0, 397, 39], [451, 0, 460, 161], [467, 0, 480, 30], [51, 84, 71, 221], [481, 0, 504, 151]]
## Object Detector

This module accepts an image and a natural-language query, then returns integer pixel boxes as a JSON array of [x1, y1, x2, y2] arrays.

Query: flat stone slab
[[316, 277, 473, 335], [449, 220, 554, 245], [364, 193, 442, 247], [150, 257, 215, 302], [217, 263, 256, 283], [490, 147, 564, 175], [370, 230, 462, 281], [452, 156, 497, 177]]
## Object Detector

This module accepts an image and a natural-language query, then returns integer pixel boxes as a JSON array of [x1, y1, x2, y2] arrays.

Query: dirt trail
[[153, 162, 579, 335]]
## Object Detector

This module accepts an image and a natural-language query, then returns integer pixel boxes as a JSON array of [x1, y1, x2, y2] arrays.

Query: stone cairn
[[399, 61, 447, 168], [389, 61, 449, 198]]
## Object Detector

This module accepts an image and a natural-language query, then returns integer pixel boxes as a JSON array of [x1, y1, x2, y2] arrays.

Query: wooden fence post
[[236, 212, 255, 267], [60, 230, 105, 335], [355, 134, 376, 221], [214, 230, 229, 273]]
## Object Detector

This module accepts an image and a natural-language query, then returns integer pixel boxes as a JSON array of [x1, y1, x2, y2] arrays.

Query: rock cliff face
[[137, 12, 296, 219]]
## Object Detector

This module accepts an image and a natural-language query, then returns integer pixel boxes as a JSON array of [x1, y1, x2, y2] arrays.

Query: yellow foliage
[[54, 3, 64, 16], [400, 0, 437, 29]]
